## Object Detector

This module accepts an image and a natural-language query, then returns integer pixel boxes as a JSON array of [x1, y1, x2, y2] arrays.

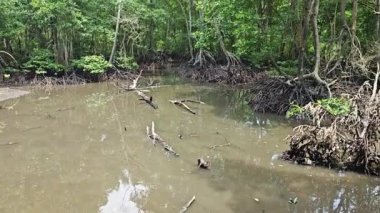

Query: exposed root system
[[248, 74, 327, 114], [179, 65, 254, 85], [282, 82, 380, 175]]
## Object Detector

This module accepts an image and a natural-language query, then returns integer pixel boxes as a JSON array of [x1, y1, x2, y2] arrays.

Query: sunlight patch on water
[[99, 170, 149, 213]]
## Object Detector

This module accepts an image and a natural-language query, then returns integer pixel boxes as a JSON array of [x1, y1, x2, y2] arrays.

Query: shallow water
[[0, 76, 379, 213]]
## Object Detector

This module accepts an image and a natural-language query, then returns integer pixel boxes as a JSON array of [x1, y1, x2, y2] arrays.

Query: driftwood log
[[179, 196, 196, 213], [147, 121, 179, 156], [169, 99, 204, 115], [137, 90, 158, 109], [126, 70, 142, 91], [208, 142, 231, 149]]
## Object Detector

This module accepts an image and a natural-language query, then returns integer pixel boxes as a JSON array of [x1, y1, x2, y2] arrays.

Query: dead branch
[[0, 142, 18, 146], [169, 100, 196, 114], [179, 196, 196, 213], [209, 142, 231, 149], [370, 62, 380, 102], [137, 90, 158, 109], [127, 69, 143, 90], [146, 121, 179, 156], [180, 99, 205, 104]]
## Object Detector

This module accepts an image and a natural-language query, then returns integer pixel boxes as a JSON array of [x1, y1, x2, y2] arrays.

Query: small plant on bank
[[286, 103, 305, 119], [317, 98, 350, 116], [115, 56, 138, 71], [23, 48, 64, 75], [73, 55, 111, 74]]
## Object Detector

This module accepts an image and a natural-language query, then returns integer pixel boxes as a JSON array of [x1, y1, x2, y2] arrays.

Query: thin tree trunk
[[298, 0, 314, 75], [188, 0, 193, 59], [351, 0, 358, 39], [376, 0, 380, 38], [311, 0, 331, 97], [340, 0, 348, 28], [109, 2, 122, 63], [176, 0, 193, 59]]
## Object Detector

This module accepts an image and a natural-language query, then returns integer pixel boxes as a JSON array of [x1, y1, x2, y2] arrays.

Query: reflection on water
[[0, 77, 379, 213], [99, 170, 148, 213]]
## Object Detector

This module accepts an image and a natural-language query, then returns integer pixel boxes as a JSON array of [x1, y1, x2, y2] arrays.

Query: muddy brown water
[[0, 76, 379, 213]]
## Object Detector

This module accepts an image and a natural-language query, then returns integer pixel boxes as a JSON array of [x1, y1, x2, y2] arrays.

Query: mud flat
[[0, 87, 30, 102]]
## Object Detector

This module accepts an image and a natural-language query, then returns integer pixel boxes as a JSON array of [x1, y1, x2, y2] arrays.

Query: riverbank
[[0, 87, 30, 103]]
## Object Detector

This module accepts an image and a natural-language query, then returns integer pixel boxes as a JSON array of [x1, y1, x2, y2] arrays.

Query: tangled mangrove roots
[[282, 82, 380, 176], [30, 74, 86, 90], [179, 65, 254, 85], [248, 74, 327, 114]]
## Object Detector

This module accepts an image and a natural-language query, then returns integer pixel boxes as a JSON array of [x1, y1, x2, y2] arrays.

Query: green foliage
[[276, 60, 298, 76], [0, 0, 378, 77], [115, 56, 138, 71], [286, 103, 305, 119], [317, 98, 351, 116], [73, 55, 111, 74], [23, 49, 64, 75]]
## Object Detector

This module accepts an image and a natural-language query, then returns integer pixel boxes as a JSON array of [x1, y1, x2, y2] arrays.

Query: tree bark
[[340, 0, 348, 28], [298, 0, 314, 75], [311, 0, 331, 97], [176, 0, 193, 59], [109, 2, 122, 63], [351, 0, 358, 39], [376, 0, 380, 38]]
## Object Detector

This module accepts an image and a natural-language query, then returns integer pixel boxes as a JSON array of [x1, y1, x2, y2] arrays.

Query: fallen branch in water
[[57, 106, 75, 112], [209, 142, 231, 149], [169, 100, 196, 114], [197, 158, 210, 169], [147, 121, 165, 143], [137, 90, 158, 109], [180, 99, 205, 105], [179, 196, 196, 213], [125, 69, 142, 91], [146, 121, 179, 156], [0, 142, 18, 146]]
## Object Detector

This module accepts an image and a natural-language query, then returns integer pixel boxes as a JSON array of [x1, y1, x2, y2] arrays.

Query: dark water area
[[0, 75, 379, 213]]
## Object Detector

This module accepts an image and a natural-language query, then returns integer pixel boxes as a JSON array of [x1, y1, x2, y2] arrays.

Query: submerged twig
[[208, 142, 231, 149], [169, 100, 197, 114], [146, 121, 179, 156], [179, 196, 196, 213]]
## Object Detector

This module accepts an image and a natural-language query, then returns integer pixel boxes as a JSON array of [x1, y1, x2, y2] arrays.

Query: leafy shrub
[[23, 48, 64, 75], [73, 55, 111, 74], [286, 103, 305, 119], [115, 56, 138, 71], [317, 98, 350, 116]]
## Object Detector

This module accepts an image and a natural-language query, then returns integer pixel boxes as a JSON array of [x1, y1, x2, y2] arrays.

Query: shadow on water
[[205, 157, 380, 213]]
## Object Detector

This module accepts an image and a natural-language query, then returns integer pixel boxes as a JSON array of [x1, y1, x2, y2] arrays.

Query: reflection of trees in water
[[175, 87, 287, 128], [206, 158, 380, 213], [304, 182, 379, 213]]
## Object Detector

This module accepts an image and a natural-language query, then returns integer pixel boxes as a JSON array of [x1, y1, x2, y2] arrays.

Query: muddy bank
[[0, 88, 29, 102], [282, 82, 380, 176]]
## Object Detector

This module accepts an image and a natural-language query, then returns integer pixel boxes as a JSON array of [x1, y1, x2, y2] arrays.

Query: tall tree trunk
[[298, 0, 314, 76], [351, 0, 358, 39], [109, 2, 122, 63], [376, 0, 380, 38], [176, 0, 193, 59], [188, 0, 193, 59], [311, 0, 331, 97], [340, 0, 348, 28], [290, 0, 299, 59]]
